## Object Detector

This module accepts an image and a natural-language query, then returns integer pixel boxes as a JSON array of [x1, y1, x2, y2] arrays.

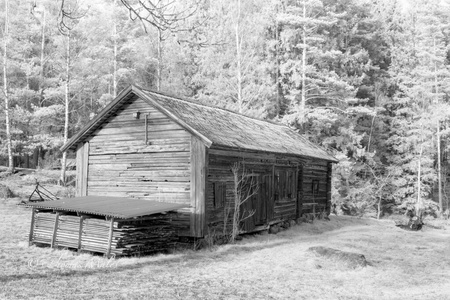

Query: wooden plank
[[145, 114, 148, 144], [106, 217, 114, 258], [190, 136, 206, 237], [76, 144, 83, 197], [297, 164, 304, 218], [326, 162, 332, 215], [78, 215, 85, 252], [82, 142, 89, 196], [29, 208, 36, 246], [51, 212, 60, 248]]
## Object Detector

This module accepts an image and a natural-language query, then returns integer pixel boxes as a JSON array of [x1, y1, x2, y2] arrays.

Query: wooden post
[[51, 212, 60, 248], [144, 114, 148, 144], [77, 215, 85, 253], [106, 217, 114, 258], [190, 137, 206, 237], [326, 162, 332, 216], [29, 208, 36, 246]]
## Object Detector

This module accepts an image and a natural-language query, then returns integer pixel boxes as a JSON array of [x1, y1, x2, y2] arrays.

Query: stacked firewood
[[30, 211, 179, 256], [56, 215, 81, 249], [32, 211, 55, 244]]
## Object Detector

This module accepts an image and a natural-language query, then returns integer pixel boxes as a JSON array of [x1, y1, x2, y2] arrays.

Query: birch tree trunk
[[416, 141, 423, 217], [437, 119, 442, 215], [60, 32, 70, 185], [113, 21, 117, 98], [157, 28, 162, 91], [298, 0, 307, 131], [275, 8, 281, 117], [433, 37, 443, 216], [38, 8, 46, 107], [235, 0, 243, 114], [113, 0, 118, 98], [3, 0, 14, 173]]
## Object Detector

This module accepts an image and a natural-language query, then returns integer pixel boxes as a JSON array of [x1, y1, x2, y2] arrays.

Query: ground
[[1, 171, 450, 299]]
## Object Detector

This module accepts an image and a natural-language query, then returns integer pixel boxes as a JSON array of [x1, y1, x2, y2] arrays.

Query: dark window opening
[[214, 182, 226, 209], [312, 180, 319, 196]]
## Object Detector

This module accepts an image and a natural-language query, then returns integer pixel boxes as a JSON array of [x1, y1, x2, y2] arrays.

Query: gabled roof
[[61, 85, 337, 162]]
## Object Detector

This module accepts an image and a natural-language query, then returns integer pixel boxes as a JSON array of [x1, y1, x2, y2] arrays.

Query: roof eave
[[209, 144, 338, 163], [60, 85, 213, 152], [60, 86, 136, 152], [133, 87, 213, 148]]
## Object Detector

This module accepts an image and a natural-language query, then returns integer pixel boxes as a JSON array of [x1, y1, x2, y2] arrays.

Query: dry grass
[[1, 195, 450, 299]]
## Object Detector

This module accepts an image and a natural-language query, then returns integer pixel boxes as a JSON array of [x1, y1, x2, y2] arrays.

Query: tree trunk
[[433, 43, 443, 216], [156, 28, 162, 91], [231, 167, 241, 243], [299, 0, 307, 130], [377, 197, 382, 220], [235, 0, 243, 114], [39, 7, 46, 107], [113, 0, 118, 98], [3, 0, 14, 174], [275, 8, 280, 117], [416, 142, 423, 217], [60, 32, 70, 185]]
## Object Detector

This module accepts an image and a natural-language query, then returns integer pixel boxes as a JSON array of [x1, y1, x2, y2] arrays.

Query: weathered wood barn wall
[[62, 85, 337, 239]]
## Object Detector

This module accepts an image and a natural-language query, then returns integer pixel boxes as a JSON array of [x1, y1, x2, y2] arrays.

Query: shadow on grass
[[0, 238, 298, 284], [0, 217, 379, 284]]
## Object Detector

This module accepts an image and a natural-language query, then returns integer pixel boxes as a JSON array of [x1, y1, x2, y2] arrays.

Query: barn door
[[241, 172, 274, 231]]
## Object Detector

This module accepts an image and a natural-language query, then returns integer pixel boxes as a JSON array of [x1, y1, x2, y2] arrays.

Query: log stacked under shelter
[[30, 209, 179, 257]]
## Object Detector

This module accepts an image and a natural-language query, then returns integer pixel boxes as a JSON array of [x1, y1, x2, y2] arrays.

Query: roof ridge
[[139, 87, 287, 128]]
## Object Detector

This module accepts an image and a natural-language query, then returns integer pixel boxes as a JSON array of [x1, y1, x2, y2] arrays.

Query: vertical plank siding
[[190, 137, 207, 237], [76, 142, 89, 196]]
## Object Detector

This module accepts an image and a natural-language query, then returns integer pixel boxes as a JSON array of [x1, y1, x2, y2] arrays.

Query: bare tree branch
[[58, 0, 88, 36]]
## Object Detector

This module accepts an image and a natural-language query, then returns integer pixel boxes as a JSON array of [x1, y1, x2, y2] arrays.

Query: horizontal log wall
[[301, 160, 329, 215], [85, 96, 192, 235], [206, 147, 332, 235], [86, 97, 191, 203]]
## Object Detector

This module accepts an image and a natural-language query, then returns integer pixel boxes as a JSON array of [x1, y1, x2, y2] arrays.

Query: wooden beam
[[190, 136, 206, 237], [326, 162, 332, 215], [82, 142, 89, 196], [76, 144, 83, 197], [77, 215, 85, 253], [106, 217, 114, 258], [144, 114, 148, 144], [28, 208, 36, 246], [51, 212, 60, 248]]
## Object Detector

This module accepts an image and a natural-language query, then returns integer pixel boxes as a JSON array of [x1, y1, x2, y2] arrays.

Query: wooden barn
[[57, 85, 337, 239]]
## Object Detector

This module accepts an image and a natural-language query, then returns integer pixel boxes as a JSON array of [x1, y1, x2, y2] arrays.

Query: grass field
[[1, 192, 450, 299]]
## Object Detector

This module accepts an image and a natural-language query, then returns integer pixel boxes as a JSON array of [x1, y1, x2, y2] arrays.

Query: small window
[[312, 180, 319, 196], [214, 182, 226, 208]]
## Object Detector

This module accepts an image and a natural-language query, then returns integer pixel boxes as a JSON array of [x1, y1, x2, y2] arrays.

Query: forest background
[[1, 0, 450, 219]]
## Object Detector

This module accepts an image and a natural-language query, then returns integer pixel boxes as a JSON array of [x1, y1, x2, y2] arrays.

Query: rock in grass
[[308, 246, 367, 269], [269, 225, 279, 234], [0, 184, 14, 199]]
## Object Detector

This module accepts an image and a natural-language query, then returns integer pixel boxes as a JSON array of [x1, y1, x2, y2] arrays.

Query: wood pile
[[30, 210, 179, 257], [32, 210, 55, 245]]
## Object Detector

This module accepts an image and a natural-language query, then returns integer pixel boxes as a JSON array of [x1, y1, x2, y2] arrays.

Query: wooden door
[[241, 172, 274, 231]]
